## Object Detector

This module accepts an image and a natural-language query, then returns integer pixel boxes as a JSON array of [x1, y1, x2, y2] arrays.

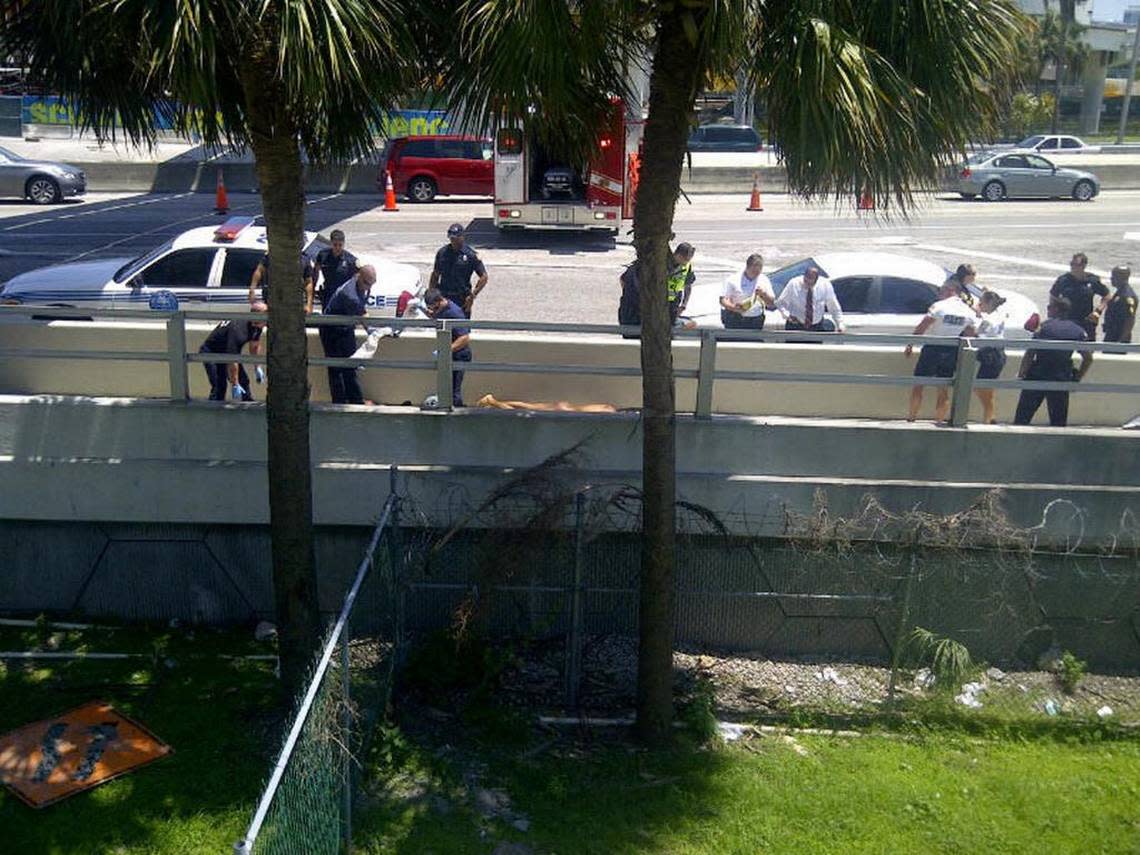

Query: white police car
[[0, 217, 422, 313]]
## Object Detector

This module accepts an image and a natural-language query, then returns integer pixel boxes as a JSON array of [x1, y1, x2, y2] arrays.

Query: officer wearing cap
[[429, 223, 487, 318], [199, 302, 268, 401]]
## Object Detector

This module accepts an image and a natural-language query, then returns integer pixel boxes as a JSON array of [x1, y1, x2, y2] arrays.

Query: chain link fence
[[394, 453, 1140, 730], [234, 480, 410, 855]]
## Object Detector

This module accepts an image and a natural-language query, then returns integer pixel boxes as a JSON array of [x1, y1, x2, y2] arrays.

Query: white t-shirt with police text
[[926, 296, 976, 338]]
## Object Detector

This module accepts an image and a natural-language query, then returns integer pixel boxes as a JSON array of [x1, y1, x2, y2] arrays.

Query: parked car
[[955, 151, 1099, 201], [0, 218, 421, 313], [0, 144, 86, 204], [380, 135, 494, 202], [686, 124, 762, 153], [683, 252, 1039, 338], [1014, 134, 1101, 154]]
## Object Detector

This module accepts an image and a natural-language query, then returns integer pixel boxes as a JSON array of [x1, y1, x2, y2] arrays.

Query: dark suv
[[686, 124, 762, 152], [380, 135, 494, 202]]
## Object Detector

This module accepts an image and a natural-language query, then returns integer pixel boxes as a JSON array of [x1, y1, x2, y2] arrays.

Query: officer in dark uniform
[[1049, 252, 1108, 340], [199, 302, 267, 401], [424, 287, 472, 407], [1014, 296, 1093, 427], [249, 252, 316, 312], [312, 229, 359, 313], [1103, 264, 1137, 345], [429, 223, 487, 318], [322, 266, 377, 404]]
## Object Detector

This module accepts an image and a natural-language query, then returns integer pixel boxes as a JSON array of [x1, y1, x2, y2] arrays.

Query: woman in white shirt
[[720, 253, 775, 331], [974, 290, 1008, 424]]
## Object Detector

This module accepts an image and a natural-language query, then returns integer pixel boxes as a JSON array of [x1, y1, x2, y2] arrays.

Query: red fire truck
[[492, 99, 643, 235]]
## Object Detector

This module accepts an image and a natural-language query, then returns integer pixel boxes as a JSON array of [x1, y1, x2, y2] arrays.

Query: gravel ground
[[495, 635, 1140, 725]]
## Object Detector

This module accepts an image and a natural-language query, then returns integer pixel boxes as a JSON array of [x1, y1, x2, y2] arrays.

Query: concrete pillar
[[1079, 51, 1108, 135], [733, 71, 754, 127]]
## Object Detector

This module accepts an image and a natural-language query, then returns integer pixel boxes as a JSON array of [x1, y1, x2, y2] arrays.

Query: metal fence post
[[565, 491, 586, 707], [695, 331, 717, 419], [166, 311, 189, 400], [435, 324, 453, 412], [341, 620, 353, 854], [948, 340, 977, 427]]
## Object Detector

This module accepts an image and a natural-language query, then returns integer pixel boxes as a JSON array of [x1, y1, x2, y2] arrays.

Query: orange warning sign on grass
[[0, 700, 171, 808]]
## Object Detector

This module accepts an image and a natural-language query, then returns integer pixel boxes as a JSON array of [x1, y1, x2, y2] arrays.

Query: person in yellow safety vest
[[667, 242, 696, 323]]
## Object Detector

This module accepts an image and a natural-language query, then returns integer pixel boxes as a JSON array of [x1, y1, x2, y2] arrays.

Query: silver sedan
[[0, 144, 87, 204], [955, 151, 1099, 202]]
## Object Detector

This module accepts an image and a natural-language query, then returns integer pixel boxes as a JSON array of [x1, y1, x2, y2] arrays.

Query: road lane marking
[[1, 193, 193, 233], [913, 243, 1105, 277]]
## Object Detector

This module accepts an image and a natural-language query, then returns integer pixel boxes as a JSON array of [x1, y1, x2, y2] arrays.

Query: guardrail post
[[695, 331, 717, 419], [166, 311, 189, 401], [435, 324, 453, 412], [948, 340, 977, 427]]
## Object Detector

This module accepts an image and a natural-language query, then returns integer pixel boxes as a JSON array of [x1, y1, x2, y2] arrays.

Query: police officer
[[199, 302, 267, 401], [249, 252, 316, 312], [1049, 252, 1109, 341], [424, 287, 472, 407], [312, 229, 358, 313], [1103, 264, 1137, 345], [667, 242, 696, 323], [1014, 296, 1093, 427], [321, 265, 377, 404], [429, 223, 487, 317]]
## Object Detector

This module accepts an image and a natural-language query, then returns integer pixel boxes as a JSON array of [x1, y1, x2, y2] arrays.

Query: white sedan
[[683, 252, 1039, 339], [1014, 134, 1101, 155], [0, 217, 422, 314]]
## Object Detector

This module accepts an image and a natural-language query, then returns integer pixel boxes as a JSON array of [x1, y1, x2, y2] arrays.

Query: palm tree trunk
[[1052, 49, 1064, 133], [240, 43, 321, 702], [632, 9, 707, 746]]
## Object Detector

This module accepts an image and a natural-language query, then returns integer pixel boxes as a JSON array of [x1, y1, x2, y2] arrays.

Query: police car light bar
[[214, 216, 257, 242]]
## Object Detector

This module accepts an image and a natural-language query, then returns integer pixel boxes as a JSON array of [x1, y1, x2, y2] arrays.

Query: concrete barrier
[[0, 392, 1136, 547], [1, 317, 1137, 426], [64, 157, 1140, 194]]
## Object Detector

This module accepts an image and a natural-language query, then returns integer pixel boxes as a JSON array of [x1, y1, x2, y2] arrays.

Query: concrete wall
[[52, 159, 1140, 194], [1, 394, 1137, 546], [0, 395, 1137, 668], [1, 317, 1138, 426]]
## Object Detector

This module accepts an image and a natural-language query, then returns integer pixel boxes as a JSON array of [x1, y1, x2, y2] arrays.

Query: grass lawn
[[357, 719, 1140, 854], [0, 622, 279, 855]]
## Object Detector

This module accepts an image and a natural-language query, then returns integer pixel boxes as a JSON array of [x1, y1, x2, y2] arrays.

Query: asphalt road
[[1, 189, 1138, 324]]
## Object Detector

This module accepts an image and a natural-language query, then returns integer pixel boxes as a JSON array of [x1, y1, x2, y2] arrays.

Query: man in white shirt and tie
[[776, 266, 846, 334]]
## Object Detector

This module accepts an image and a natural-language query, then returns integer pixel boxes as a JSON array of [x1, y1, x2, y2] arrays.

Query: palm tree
[[7, 0, 416, 698], [446, 0, 1030, 744]]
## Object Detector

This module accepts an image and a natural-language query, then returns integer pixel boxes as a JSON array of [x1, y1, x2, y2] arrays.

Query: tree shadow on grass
[[353, 701, 734, 855], [0, 625, 279, 855]]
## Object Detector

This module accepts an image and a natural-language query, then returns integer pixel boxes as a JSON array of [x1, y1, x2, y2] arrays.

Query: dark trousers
[[785, 318, 836, 333], [1014, 388, 1070, 427], [202, 351, 252, 401], [452, 354, 470, 407], [721, 310, 765, 330], [320, 327, 364, 405]]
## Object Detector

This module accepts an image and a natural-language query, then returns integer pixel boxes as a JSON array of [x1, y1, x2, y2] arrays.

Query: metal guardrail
[[1, 304, 1138, 425]]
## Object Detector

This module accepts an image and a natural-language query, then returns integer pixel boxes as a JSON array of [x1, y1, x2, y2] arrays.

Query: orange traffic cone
[[383, 170, 399, 212], [856, 187, 874, 211], [214, 168, 229, 215], [746, 172, 763, 212]]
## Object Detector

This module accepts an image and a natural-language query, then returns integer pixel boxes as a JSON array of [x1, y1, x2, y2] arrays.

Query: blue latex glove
[[231, 383, 247, 400], [255, 366, 265, 384], [432, 349, 439, 359]]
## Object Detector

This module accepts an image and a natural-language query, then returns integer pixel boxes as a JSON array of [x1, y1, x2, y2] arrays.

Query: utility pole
[[1118, 20, 1140, 144]]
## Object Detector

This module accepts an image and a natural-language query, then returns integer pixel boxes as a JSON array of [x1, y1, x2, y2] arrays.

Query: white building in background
[[1016, 0, 1134, 133]]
